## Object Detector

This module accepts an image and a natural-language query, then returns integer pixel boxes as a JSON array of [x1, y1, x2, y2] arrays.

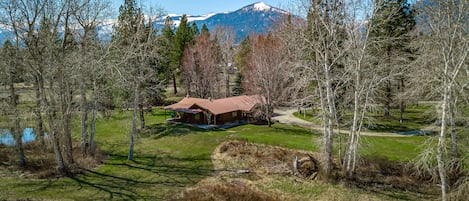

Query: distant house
[[164, 95, 265, 126]]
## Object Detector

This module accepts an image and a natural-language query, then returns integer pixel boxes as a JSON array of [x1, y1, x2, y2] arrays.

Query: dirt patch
[[171, 178, 281, 201], [0, 141, 106, 179], [212, 140, 320, 178]]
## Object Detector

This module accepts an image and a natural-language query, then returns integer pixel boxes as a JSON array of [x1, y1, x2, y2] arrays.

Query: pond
[[0, 128, 37, 146]]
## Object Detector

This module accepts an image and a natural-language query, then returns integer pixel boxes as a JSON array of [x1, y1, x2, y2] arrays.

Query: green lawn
[[0, 108, 439, 200], [294, 104, 438, 133]]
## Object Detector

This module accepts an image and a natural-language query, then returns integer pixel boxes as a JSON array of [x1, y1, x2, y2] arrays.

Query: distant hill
[[0, 2, 292, 45]]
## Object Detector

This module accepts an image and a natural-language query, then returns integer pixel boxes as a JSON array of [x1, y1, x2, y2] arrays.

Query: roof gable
[[164, 95, 265, 115], [194, 95, 264, 115], [163, 97, 208, 110]]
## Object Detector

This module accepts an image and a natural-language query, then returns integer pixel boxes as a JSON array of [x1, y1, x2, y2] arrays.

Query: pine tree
[[170, 15, 195, 94], [201, 24, 209, 37], [235, 36, 252, 74], [114, 0, 146, 160], [370, 0, 415, 118], [159, 16, 175, 84], [190, 22, 200, 37], [113, 0, 141, 44]]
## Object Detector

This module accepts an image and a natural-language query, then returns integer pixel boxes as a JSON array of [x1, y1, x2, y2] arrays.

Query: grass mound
[[212, 140, 320, 176]]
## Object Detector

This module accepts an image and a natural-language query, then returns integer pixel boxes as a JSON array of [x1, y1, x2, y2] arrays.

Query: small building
[[164, 95, 265, 126]]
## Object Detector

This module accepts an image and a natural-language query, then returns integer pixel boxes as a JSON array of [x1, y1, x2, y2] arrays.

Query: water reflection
[[0, 128, 36, 146]]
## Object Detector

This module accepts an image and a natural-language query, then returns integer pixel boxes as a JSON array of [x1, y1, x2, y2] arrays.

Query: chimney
[[208, 97, 212, 101]]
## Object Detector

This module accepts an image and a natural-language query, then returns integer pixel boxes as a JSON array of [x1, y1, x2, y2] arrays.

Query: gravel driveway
[[272, 108, 411, 137]]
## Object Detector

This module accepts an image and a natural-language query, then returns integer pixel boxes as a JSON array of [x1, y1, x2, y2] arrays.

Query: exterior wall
[[215, 110, 244, 125], [174, 109, 252, 125], [181, 112, 207, 124]]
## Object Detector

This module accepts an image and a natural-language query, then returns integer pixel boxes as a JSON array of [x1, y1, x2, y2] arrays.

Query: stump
[[293, 155, 318, 180]]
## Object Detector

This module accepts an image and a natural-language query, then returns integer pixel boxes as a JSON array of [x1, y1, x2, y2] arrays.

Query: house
[[164, 95, 265, 126]]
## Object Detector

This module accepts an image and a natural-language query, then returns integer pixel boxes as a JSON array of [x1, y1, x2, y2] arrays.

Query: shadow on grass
[[64, 152, 213, 200], [140, 123, 209, 139], [273, 125, 320, 136]]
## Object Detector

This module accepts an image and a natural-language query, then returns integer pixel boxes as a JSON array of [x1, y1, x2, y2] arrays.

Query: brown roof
[[164, 95, 264, 115], [163, 97, 207, 112]]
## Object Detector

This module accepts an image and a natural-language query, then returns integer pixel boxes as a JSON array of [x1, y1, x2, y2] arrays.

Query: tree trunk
[[225, 67, 230, 98], [61, 75, 74, 165], [10, 82, 26, 167], [80, 81, 88, 156], [51, 127, 67, 173], [437, 87, 449, 201], [89, 80, 98, 156], [384, 80, 391, 118], [324, 63, 335, 176], [266, 104, 273, 127], [398, 78, 405, 124], [34, 76, 45, 149], [139, 103, 145, 129], [128, 81, 140, 161], [346, 75, 360, 177], [47, 104, 67, 174], [449, 99, 458, 159], [172, 73, 178, 94], [44, 74, 67, 173]]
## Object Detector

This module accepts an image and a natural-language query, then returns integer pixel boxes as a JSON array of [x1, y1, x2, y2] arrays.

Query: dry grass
[[344, 155, 439, 200], [450, 176, 469, 201], [172, 178, 281, 201], [200, 140, 440, 201], [212, 140, 320, 176], [0, 140, 106, 179]]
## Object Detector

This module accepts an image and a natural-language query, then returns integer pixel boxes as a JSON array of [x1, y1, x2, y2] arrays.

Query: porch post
[[214, 115, 217, 125]]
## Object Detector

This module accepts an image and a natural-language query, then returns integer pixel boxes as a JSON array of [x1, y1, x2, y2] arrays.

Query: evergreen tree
[[370, 0, 416, 118], [158, 16, 175, 83], [190, 22, 200, 37], [235, 36, 252, 74], [113, 0, 141, 44], [232, 73, 244, 96], [114, 0, 147, 160], [170, 15, 195, 94], [200, 24, 209, 37]]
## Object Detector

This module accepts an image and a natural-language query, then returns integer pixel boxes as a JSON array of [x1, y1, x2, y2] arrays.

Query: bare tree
[[181, 33, 222, 98], [112, 2, 164, 160], [0, 0, 71, 173], [0, 40, 26, 167], [302, 0, 348, 176], [212, 26, 236, 98], [243, 34, 293, 127], [413, 0, 469, 200], [340, 0, 398, 177], [72, 0, 111, 156]]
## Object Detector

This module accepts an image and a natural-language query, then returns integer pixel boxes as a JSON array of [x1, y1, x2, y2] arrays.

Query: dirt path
[[272, 108, 410, 137]]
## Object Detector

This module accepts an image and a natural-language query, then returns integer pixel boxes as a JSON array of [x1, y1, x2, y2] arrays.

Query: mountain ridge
[[0, 2, 292, 44]]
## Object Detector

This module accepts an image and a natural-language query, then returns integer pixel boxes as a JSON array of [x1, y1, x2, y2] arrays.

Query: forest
[[0, 0, 468, 200]]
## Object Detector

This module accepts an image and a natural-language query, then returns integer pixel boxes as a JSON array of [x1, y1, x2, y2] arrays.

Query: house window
[[232, 112, 237, 117], [195, 113, 200, 120]]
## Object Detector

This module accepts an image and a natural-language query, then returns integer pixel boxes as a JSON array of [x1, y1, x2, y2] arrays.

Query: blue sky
[[113, 0, 289, 15]]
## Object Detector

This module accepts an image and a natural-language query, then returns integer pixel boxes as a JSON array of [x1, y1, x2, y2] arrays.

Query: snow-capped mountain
[[187, 2, 291, 42], [0, 2, 291, 45], [152, 2, 291, 42]]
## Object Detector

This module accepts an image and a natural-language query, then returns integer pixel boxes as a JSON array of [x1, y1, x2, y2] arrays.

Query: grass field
[[294, 104, 439, 133], [0, 108, 458, 200]]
